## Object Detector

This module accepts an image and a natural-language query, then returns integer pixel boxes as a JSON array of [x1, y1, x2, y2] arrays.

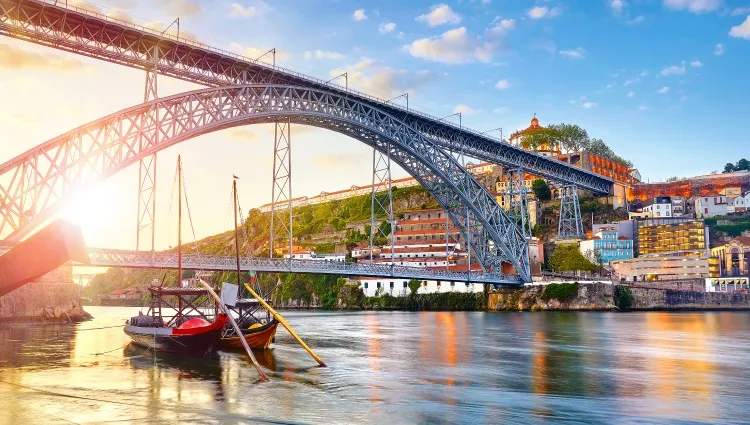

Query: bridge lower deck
[[84, 248, 523, 286]]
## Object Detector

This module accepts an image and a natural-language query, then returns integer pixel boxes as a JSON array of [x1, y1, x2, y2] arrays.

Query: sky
[[1, 0, 749, 252]]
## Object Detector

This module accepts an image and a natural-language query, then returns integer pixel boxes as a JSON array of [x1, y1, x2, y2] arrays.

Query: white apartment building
[[284, 250, 346, 262], [357, 278, 485, 297], [643, 203, 672, 218], [695, 195, 729, 218]]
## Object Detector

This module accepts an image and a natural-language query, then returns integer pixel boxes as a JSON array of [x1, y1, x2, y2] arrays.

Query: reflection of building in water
[[639, 313, 717, 418]]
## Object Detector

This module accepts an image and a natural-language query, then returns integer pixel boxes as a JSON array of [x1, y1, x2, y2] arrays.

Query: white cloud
[[657, 86, 670, 94], [453, 104, 478, 114], [405, 27, 500, 63], [729, 16, 750, 39], [690, 60, 703, 67], [662, 0, 722, 13], [304, 50, 344, 60], [582, 102, 597, 109], [559, 47, 586, 59], [416, 4, 461, 27], [494, 79, 510, 89], [228, 42, 289, 63], [353, 9, 367, 21], [329, 58, 437, 98], [611, 0, 626, 12], [626, 15, 645, 24], [155, 0, 202, 17], [638, 105, 649, 111], [379, 22, 397, 34], [489, 18, 515, 33], [714, 43, 724, 55], [493, 106, 509, 114], [627, 91, 635, 97], [661, 64, 686, 76], [731, 7, 750, 16], [527, 6, 561, 19], [0, 42, 85, 71], [624, 78, 640, 86], [228, 2, 270, 18]]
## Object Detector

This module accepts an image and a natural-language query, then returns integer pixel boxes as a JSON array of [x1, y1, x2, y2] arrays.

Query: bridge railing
[[84, 248, 521, 285]]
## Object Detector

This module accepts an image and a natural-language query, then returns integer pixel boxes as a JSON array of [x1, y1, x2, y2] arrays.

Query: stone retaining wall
[[629, 287, 750, 310], [0, 266, 91, 322], [488, 283, 615, 311]]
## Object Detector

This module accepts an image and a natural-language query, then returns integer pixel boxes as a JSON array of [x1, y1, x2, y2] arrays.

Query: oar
[[243, 281, 327, 367], [198, 279, 269, 381]]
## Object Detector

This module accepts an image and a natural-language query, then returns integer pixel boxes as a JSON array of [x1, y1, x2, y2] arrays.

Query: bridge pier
[[269, 118, 294, 258], [369, 146, 394, 263], [136, 45, 159, 252], [506, 167, 532, 239], [557, 185, 584, 240]]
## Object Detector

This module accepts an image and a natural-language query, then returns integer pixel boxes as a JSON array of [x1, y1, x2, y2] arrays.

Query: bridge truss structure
[[0, 0, 616, 284], [0, 0, 612, 193]]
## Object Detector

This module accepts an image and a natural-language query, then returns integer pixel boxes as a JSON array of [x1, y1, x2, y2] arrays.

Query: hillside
[[83, 185, 438, 304]]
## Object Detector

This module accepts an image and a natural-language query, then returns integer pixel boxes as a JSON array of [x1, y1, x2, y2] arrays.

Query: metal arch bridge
[[0, 0, 613, 195], [0, 0, 614, 285], [0, 83, 531, 284], [85, 248, 522, 285]]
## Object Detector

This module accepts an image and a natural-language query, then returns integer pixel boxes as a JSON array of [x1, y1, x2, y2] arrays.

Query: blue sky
[[1, 0, 749, 249]]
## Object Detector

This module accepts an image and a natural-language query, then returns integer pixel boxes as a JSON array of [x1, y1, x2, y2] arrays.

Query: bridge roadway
[[0, 0, 613, 194], [84, 248, 523, 286]]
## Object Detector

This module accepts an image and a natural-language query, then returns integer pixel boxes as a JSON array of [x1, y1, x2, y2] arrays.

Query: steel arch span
[[0, 0, 612, 194], [0, 84, 531, 281]]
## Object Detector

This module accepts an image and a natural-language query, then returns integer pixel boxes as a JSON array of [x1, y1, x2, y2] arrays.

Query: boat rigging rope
[[75, 324, 123, 331]]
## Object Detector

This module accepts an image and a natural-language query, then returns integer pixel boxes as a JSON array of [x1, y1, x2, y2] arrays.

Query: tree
[[549, 123, 589, 162], [531, 178, 552, 202], [724, 163, 736, 173], [549, 244, 598, 273], [407, 279, 422, 295], [519, 127, 561, 150], [736, 158, 750, 172], [665, 176, 679, 182]]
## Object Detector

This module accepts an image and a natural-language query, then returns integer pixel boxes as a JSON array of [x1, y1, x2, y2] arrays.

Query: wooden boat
[[124, 287, 229, 353], [218, 319, 279, 349], [217, 176, 278, 350], [123, 155, 227, 355]]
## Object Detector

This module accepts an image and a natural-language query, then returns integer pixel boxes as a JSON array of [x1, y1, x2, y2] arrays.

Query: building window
[[377, 282, 381, 288], [364, 283, 368, 289], [403, 281, 408, 288], [390, 282, 394, 289]]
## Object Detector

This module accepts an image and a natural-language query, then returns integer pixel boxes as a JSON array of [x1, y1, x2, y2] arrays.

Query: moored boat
[[217, 176, 279, 350], [124, 286, 229, 354]]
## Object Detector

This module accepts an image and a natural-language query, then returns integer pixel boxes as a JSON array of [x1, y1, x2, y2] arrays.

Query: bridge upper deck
[[0, 0, 613, 194]]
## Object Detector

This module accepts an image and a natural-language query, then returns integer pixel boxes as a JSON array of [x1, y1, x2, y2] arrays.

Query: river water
[[1, 307, 749, 424]]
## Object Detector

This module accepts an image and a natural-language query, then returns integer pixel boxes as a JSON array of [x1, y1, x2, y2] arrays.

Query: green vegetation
[[723, 158, 749, 173], [531, 178, 552, 201], [407, 279, 422, 295], [549, 244, 598, 273], [540, 282, 579, 302], [614, 285, 634, 311]]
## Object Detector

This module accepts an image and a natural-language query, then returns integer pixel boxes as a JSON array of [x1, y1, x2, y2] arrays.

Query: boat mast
[[177, 155, 182, 287], [233, 177, 241, 288]]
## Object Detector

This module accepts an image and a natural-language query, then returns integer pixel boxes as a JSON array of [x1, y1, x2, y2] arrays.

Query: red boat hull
[[124, 315, 228, 354]]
